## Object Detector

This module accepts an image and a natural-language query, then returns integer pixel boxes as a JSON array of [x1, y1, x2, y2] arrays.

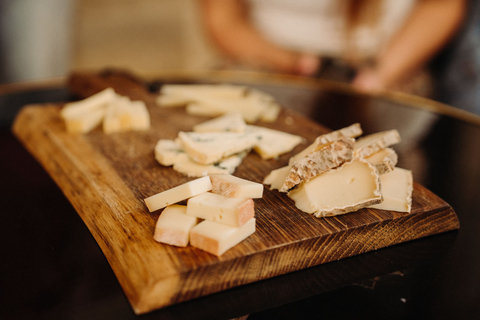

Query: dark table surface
[[1, 73, 480, 320]]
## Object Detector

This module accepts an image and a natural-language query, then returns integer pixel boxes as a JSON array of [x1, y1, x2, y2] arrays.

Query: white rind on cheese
[[186, 192, 255, 227], [287, 159, 382, 217], [190, 218, 256, 256], [153, 205, 199, 247], [281, 138, 354, 192], [178, 131, 258, 165], [144, 176, 212, 212], [289, 123, 362, 165], [370, 167, 413, 212], [246, 125, 303, 160], [263, 165, 291, 191], [209, 173, 264, 198], [365, 147, 398, 175], [354, 129, 401, 158], [172, 152, 247, 177], [154, 139, 185, 166], [193, 113, 247, 133]]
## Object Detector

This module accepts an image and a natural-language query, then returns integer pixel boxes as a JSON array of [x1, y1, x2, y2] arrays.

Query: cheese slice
[[154, 139, 185, 166], [246, 125, 303, 160], [160, 84, 247, 100], [156, 94, 192, 108], [172, 152, 247, 177], [178, 131, 258, 165], [63, 108, 106, 134], [370, 167, 413, 212], [288, 159, 382, 217], [190, 218, 256, 256], [144, 176, 212, 212], [193, 113, 247, 133], [209, 173, 264, 198], [281, 138, 354, 192], [103, 97, 150, 134], [60, 88, 116, 120], [289, 123, 362, 165], [187, 192, 254, 227], [263, 165, 291, 191], [365, 147, 398, 175], [153, 205, 199, 247], [354, 129, 401, 158]]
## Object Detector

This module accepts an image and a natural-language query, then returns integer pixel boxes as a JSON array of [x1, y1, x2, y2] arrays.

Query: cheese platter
[[12, 70, 459, 314]]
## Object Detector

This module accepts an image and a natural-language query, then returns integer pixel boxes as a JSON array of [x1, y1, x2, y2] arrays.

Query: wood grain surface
[[12, 71, 459, 314]]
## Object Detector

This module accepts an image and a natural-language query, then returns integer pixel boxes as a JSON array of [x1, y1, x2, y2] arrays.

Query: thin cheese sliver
[[190, 218, 256, 256], [144, 176, 212, 212]]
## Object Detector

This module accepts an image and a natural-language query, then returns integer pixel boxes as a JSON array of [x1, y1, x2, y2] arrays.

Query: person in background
[[198, 0, 466, 97]]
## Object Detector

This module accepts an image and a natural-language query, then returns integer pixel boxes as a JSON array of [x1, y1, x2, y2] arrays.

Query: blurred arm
[[353, 0, 467, 92], [198, 0, 319, 75]]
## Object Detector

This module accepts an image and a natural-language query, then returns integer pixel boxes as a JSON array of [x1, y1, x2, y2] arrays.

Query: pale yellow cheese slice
[[246, 125, 304, 160], [365, 147, 398, 175], [263, 165, 291, 191], [144, 176, 212, 212], [354, 129, 401, 158], [103, 97, 150, 134], [60, 88, 116, 120], [186, 192, 254, 227], [63, 108, 106, 134], [190, 218, 256, 256], [193, 113, 247, 133], [172, 152, 247, 177], [153, 205, 199, 247], [154, 139, 185, 166], [288, 159, 382, 217], [209, 173, 264, 198], [370, 167, 413, 212]]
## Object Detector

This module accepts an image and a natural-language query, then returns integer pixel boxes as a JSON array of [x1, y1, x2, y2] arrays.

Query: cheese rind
[[186, 192, 255, 227], [354, 129, 401, 158], [144, 176, 213, 212], [153, 205, 199, 247], [288, 159, 382, 217], [281, 138, 354, 192], [178, 131, 257, 165], [370, 167, 413, 212], [190, 218, 256, 256], [365, 147, 398, 175], [209, 173, 264, 198]]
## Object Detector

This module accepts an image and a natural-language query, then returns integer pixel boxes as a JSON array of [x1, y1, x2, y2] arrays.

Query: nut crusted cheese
[[153, 205, 199, 247], [193, 113, 247, 133], [144, 176, 212, 212], [289, 123, 363, 165], [177, 131, 258, 165], [365, 147, 398, 175], [246, 125, 303, 160], [190, 218, 256, 256], [209, 173, 264, 198], [186, 192, 255, 227], [288, 159, 382, 217], [370, 167, 413, 212], [281, 138, 354, 192], [354, 129, 401, 158]]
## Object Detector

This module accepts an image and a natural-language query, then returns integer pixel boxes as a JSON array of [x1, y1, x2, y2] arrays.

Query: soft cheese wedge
[[246, 125, 303, 160], [288, 159, 382, 217], [289, 123, 362, 165], [209, 173, 264, 198], [354, 129, 401, 158], [187, 192, 254, 227], [281, 138, 354, 192], [370, 167, 413, 212], [178, 131, 258, 165], [144, 176, 212, 212], [365, 147, 398, 175], [190, 218, 256, 256], [153, 205, 199, 247]]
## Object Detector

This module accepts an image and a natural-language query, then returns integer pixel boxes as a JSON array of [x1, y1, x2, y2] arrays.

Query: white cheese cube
[[370, 167, 413, 212], [209, 173, 264, 198], [288, 159, 382, 217], [144, 176, 213, 212], [153, 205, 199, 247], [187, 192, 254, 227], [190, 218, 256, 256]]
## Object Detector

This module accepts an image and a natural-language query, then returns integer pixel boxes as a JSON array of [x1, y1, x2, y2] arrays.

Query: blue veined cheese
[[193, 112, 247, 133], [354, 129, 401, 158], [153, 205, 200, 247], [154, 139, 185, 166], [369, 167, 413, 212], [289, 123, 363, 165], [288, 159, 382, 217], [246, 125, 304, 160], [177, 131, 258, 165], [190, 218, 256, 256]]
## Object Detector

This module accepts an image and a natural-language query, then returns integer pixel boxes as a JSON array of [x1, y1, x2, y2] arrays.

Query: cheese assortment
[[61, 88, 150, 134], [146, 174, 262, 256], [156, 84, 281, 123], [155, 113, 303, 177], [264, 124, 413, 216]]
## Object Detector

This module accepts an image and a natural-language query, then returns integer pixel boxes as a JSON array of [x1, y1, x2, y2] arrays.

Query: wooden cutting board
[[12, 71, 459, 315]]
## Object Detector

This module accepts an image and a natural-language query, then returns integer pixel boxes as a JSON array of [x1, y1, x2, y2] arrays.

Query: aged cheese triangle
[[364, 147, 398, 175], [354, 129, 401, 158]]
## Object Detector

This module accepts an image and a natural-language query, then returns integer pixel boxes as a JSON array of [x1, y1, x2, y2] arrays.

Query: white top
[[246, 0, 416, 61]]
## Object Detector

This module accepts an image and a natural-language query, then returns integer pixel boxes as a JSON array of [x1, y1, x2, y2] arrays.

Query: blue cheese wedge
[[154, 139, 185, 166], [288, 159, 382, 217], [178, 131, 258, 165], [193, 113, 247, 133], [246, 125, 303, 160]]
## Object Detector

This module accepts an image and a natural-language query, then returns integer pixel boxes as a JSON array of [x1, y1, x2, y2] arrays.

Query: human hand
[[351, 68, 386, 94]]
